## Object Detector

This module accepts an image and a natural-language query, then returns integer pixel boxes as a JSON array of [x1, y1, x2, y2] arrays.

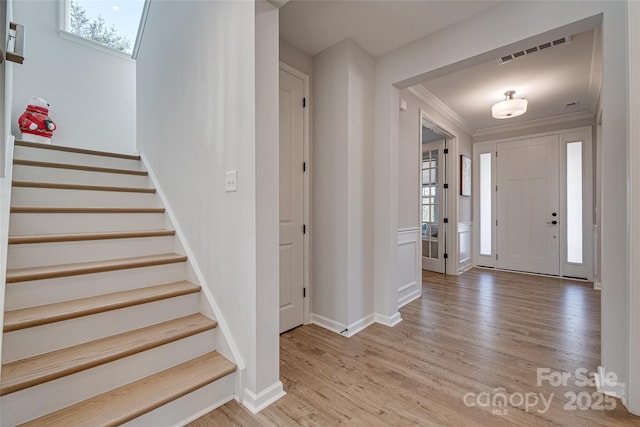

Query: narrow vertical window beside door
[[566, 141, 583, 263], [479, 153, 492, 256]]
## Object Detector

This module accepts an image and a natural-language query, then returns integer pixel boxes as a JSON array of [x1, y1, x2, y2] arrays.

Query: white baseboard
[[594, 282, 602, 290], [242, 381, 286, 414], [310, 311, 403, 336], [458, 262, 473, 274], [595, 366, 627, 401], [344, 313, 376, 337], [310, 313, 376, 337], [310, 313, 346, 335], [398, 289, 421, 308], [375, 312, 402, 327]]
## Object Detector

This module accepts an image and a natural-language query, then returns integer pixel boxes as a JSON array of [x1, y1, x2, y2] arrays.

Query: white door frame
[[279, 61, 311, 325], [472, 126, 594, 281], [418, 110, 458, 275], [420, 139, 446, 273]]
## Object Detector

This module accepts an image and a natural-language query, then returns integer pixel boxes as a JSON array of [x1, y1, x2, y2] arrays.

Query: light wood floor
[[190, 269, 639, 426]]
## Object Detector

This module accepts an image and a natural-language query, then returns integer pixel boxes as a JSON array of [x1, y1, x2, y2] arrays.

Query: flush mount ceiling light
[[491, 90, 528, 119]]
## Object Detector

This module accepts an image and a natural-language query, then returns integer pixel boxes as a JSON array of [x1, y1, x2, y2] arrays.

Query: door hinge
[[303, 162, 306, 172], [443, 218, 448, 223], [496, 219, 498, 226], [496, 185, 498, 192], [444, 253, 449, 259], [303, 287, 306, 298], [443, 183, 449, 189], [496, 151, 498, 157], [303, 97, 306, 108], [443, 148, 449, 154], [303, 224, 306, 234], [496, 254, 499, 260]]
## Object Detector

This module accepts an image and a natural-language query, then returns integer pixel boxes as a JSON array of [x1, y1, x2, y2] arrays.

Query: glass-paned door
[[422, 140, 445, 273]]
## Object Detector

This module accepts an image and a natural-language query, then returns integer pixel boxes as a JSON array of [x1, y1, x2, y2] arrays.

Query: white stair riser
[[2, 293, 203, 362], [14, 145, 144, 171], [7, 236, 179, 268], [5, 262, 189, 310], [123, 373, 235, 427], [11, 187, 161, 208], [0, 329, 216, 426], [9, 212, 167, 235], [13, 164, 151, 187]]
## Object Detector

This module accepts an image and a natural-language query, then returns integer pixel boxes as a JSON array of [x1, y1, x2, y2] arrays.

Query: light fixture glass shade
[[491, 91, 528, 119]]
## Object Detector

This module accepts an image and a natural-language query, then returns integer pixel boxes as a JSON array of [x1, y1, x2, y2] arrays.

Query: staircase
[[0, 141, 237, 426]]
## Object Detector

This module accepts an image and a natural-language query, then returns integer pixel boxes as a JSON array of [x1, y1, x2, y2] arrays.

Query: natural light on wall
[[566, 141, 583, 264], [63, 0, 144, 55], [480, 153, 492, 256]]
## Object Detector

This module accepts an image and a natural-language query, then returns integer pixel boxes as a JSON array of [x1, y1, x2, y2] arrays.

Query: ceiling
[[420, 28, 601, 132], [279, 1, 601, 135], [280, 0, 503, 58]]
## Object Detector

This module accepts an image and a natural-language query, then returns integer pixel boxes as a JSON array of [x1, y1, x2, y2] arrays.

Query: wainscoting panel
[[397, 228, 421, 308], [458, 222, 472, 273]]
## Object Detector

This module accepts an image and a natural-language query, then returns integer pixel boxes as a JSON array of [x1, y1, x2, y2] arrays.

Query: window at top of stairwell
[[62, 0, 144, 55]]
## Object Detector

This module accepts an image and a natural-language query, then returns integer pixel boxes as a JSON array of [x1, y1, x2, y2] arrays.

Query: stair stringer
[[0, 136, 16, 381], [139, 153, 246, 402]]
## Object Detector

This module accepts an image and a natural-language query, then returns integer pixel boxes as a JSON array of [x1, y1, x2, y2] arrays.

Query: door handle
[[547, 220, 558, 225]]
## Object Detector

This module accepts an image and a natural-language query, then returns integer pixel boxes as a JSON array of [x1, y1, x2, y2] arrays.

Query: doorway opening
[[420, 116, 453, 274]]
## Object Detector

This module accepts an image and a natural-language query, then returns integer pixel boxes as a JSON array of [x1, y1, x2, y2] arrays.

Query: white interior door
[[279, 68, 304, 333], [496, 135, 560, 275], [421, 140, 445, 273]]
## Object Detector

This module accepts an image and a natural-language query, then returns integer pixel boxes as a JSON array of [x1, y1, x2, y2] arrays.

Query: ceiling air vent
[[497, 36, 572, 65]]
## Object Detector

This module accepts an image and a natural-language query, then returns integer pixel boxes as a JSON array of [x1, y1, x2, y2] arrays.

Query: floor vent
[[497, 36, 572, 65]]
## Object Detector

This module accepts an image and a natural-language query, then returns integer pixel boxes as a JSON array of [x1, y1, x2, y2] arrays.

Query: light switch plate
[[225, 170, 237, 192]]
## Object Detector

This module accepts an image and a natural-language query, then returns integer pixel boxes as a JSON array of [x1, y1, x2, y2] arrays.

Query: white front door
[[496, 135, 560, 275], [421, 140, 445, 273], [279, 67, 305, 333]]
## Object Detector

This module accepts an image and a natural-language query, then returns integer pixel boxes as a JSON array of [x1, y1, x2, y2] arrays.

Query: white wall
[[312, 40, 349, 327], [346, 40, 374, 327], [136, 0, 281, 410], [627, 0, 640, 414], [312, 38, 375, 334], [373, 0, 631, 410], [253, 0, 284, 410], [11, 1, 135, 153]]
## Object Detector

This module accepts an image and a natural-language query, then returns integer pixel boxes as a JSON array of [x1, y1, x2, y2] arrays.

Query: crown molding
[[473, 110, 595, 138], [407, 86, 475, 136]]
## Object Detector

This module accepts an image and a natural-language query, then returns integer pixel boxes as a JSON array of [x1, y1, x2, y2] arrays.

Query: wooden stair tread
[[13, 159, 148, 176], [9, 229, 175, 244], [1, 314, 216, 396], [3, 281, 200, 332], [18, 351, 236, 427], [12, 180, 156, 193], [6, 253, 187, 283], [10, 206, 165, 214], [15, 140, 141, 160]]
